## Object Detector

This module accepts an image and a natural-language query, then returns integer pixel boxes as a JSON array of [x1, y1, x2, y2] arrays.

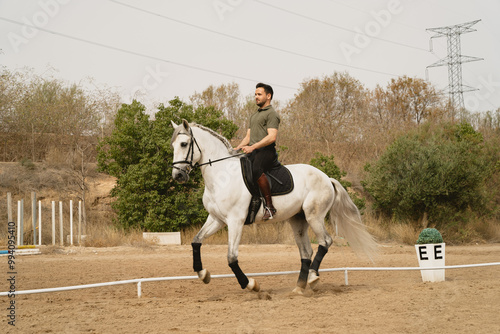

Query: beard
[[256, 99, 267, 108]]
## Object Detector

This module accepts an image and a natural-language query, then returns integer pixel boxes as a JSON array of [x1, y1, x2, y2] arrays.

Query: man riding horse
[[235, 83, 280, 220]]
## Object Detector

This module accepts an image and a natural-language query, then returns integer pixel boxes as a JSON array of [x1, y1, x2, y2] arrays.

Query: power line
[[0, 16, 296, 91], [108, 0, 398, 77], [327, 0, 424, 33], [254, 0, 428, 52]]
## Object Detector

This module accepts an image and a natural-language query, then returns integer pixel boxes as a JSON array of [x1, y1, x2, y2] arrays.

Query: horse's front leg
[[227, 221, 260, 292], [288, 215, 313, 295], [192, 215, 225, 284]]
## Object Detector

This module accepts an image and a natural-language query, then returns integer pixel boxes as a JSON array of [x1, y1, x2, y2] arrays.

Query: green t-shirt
[[249, 105, 280, 146]]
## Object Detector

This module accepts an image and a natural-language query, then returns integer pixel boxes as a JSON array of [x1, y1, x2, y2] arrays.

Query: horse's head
[[170, 119, 202, 183]]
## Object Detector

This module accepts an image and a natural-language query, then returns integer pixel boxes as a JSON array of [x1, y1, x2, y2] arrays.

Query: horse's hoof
[[308, 271, 320, 289], [198, 269, 211, 284], [246, 278, 260, 292], [292, 286, 305, 295]]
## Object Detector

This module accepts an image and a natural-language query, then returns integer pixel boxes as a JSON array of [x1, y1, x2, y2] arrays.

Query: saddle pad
[[240, 157, 294, 196]]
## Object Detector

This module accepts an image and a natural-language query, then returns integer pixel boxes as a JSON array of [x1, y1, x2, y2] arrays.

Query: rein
[[171, 128, 245, 174]]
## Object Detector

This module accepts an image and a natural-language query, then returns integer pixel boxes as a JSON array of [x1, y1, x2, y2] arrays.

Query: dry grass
[[182, 220, 357, 246], [181, 222, 297, 245], [83, 224, 153, 248], [442, 218, 500, 244]]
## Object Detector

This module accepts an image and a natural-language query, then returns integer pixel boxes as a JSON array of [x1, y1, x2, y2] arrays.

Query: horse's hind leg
[[288, 214, 313, 294], [192, 215, 225, 284], [305, 216, 333, 290]]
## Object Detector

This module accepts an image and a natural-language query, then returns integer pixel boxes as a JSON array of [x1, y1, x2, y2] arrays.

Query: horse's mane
[[172, 122, 234, 153], [192, 123, 234, 153]]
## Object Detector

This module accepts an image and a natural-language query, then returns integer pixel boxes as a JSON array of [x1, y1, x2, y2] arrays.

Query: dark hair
[[256, 83, 273, 100]]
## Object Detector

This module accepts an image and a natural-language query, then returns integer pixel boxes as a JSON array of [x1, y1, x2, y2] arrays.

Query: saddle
[[240, 155, 294, 225]]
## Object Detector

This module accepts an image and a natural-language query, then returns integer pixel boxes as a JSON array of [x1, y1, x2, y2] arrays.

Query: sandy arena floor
[[1, 243, 499, 333]]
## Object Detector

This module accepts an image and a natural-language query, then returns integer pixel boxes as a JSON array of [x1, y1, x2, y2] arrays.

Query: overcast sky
[[1, 0, 499, 113]]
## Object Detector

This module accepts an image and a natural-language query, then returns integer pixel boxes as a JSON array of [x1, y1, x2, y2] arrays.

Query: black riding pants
[[248, 145, 277, 182]]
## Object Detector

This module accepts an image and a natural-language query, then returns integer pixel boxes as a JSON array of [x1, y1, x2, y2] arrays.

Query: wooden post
[[70, 200, 73, 245], [38, 200, 42, 245], [17, 200, 21, 246], [20, 199, 24, 246], [59, 201, 63, 246], [52, 201, 55, 245], [78, 201, 82, 245], [32, 192, 37, 245], [7, 192, 12, 223]]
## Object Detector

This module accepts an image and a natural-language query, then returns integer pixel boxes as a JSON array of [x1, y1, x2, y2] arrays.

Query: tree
[[384, 76, 441, 125], [189, 82, 242, 122], [0, 67, 119, 162], [97, 100, 151, 177], [363, 121, 494, 228], [97, 97, 237, 231], [285, 72, 367, 143]]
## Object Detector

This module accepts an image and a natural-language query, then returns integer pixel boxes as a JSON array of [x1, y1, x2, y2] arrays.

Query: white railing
[[1, 262, 499, 298]]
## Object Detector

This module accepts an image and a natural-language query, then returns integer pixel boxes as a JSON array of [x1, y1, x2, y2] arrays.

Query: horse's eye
[[181, 142, 188, 148]]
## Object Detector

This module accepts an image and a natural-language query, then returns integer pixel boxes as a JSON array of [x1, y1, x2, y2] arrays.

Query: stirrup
[[263, 206, 276, 220]]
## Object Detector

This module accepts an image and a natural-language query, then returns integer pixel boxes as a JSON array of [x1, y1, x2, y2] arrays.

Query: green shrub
[[363, 121, 494, 228], [416, 228, 444, 244]]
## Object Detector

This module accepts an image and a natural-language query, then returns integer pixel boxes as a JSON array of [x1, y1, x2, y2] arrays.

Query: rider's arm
[[235, 129, 251, 150], [249, 128, 278, 151]]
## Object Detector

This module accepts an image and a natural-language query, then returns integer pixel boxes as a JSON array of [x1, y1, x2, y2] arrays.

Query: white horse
[[171, 120, 377, 293]]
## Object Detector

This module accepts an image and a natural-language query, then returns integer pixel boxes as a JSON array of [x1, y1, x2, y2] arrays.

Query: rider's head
[[255, 83, 273, 108]]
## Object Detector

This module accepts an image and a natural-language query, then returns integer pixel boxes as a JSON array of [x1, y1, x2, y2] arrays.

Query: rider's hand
[[242, 146, 255, 154]]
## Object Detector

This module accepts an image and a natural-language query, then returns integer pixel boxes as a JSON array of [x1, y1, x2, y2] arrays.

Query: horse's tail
[[329, 178, 378, 262]]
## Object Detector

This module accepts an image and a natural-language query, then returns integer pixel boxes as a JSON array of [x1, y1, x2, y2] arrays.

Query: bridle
[[171, 127, 245, 176], [171, 128, 202, 176]]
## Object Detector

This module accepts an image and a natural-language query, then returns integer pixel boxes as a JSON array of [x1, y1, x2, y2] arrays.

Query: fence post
[[17, 200, 21, 246], [59, 201, 63, 246], [32, 192, 37, 245], [70, 200, 73, 245], [7, 192, 12, 223], [78, 201, 82, 245], [20, 199, 24, 246], [38, 200, 42, 245], [51, 201, 56, 246]]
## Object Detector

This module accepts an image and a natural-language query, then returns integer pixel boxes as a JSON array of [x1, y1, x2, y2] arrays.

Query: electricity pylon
[[426, 20, 483, 110]]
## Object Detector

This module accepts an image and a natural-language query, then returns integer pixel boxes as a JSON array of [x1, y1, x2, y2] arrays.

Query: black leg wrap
[[228, 260, 249, 289], [297, 259, 312, 288], [310, 245, 328, 275], [192, 243, 203, 272]]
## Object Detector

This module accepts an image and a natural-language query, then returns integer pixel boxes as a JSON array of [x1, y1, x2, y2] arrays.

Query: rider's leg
[[251, 148, 277, 220], [256, 173, 276, 220]]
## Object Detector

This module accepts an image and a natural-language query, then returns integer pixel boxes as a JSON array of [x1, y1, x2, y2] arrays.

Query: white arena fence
[[1, 262, 499, 298]]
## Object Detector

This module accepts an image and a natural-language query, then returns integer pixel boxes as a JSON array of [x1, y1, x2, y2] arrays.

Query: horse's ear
[[171, 120, 178, 128], [182, 119, 190, 130]]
